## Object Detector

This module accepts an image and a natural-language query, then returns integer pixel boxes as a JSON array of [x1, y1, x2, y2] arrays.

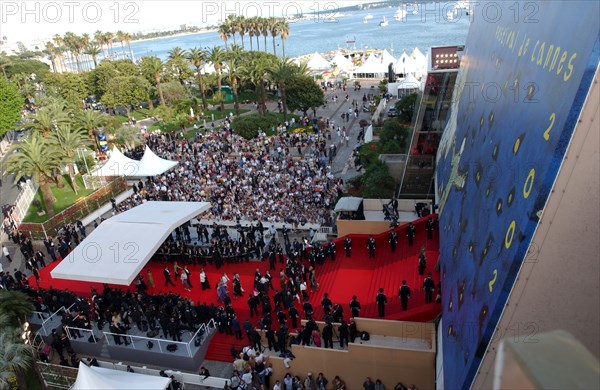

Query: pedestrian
[[398, 280, 411, 311], [423, 272, 435, 303], [146, 269, 155, 288], [2, 245, 11, 263], [376, 288, 387, 317]]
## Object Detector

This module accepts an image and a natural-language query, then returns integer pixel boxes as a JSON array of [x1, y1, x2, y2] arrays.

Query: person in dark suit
[[376, 288, 387, 317], [388, 229, 398, 253], [328, 241, 336, 261], [367, 236, 376, 258], [344, 236, 352, 257], [406, 223, 416, 246], [426, 218, 434, 240], [418, 251, 427, 275], [322, 321, 334, 349], [423, 273, 435, 303], [349, 296, 361, 318], [163, 267, 175, 287], [398, 280, 411, 311]]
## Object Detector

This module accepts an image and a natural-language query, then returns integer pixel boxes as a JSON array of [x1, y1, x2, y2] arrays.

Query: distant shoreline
[[131, 29, 217, 44]]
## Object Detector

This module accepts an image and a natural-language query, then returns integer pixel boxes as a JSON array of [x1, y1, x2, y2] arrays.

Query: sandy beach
[[130, 29, 218, 44]]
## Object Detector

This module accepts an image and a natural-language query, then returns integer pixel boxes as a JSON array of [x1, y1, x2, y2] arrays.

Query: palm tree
[[5, 134, 63, 217], [75, 109, 109, 151], [187, 47, 208, 110], [141, 56, 166, 106], [116, 30, 127, 58], [52, 34, 66, 71], [84, 43, 102, 68], [51, 124, 91, 194], [44, 42, 58, 72], [81, 33, 91, 70], [261, 18, 270, 52], [0, 291, 34, 325], [269, 57, 296, 121], [278, 20, 290, 57], [22, 105, 70, 136], [240, 56, 270, 116], [167, 47, 188, 85], [104, 31, 115, 56], [94, 30, 105, 58], [247, 17, 255, 51], [207, 46, 226, 112], [269, 17, 279, 56], [225, 45, 245, 116], [218, 24, 230, 49], [0, 290, 46, 390], [237, 16, 247, 49], [124, 33, 135, 62], [115, 126, 139, 150], [225, 15, 238, 46]]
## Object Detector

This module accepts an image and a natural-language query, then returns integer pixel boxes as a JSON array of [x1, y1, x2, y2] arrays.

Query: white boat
[[363, 16, 369, 23], [447, 8, 458, 21], [323, 17, 338, 23], [365, 13, 374, 19], [394, 9, 407, 20], [379, 16, 389, 26]]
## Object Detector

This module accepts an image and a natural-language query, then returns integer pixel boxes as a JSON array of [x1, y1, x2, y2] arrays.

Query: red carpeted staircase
[[31, 216, 441, 363]]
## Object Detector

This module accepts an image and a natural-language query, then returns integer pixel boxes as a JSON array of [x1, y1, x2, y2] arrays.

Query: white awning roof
[[51, 202, 210, 285], [72, 362, 171, 390], [398, 73, 421, 89], [135, 146, 179, 177], [91, 146, 140, 177], [334, 196, 364, 212]]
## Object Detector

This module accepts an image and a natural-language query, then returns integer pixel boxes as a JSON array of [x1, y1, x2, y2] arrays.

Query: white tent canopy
[[306, 52, 331, 71], [92, 146, 178, 177], [51, 202, 210, 285], [331, 51, 354, 71], [91, 146, 140, 177], [354, 53, 387, 75], [135, 146, 179, 177], [394, 51, 416, 74], [380, 49, 397, 68], [72, 362, 171, 390], [398, 73, 421, 89]]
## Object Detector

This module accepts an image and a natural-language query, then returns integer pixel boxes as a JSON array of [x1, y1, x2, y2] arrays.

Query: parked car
[[387, 107, 397, 117]]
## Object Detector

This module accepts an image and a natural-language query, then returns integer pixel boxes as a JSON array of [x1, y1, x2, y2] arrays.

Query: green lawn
[[23, 176, 95, 223], [148, 108, 251, 135], [114, 108, 152, 122]]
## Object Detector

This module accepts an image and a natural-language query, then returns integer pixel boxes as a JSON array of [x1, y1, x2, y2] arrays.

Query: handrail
[[101, 330, 192, 356], [35, 304, 74, 336]]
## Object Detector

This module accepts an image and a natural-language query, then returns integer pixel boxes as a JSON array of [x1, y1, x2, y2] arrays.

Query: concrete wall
[[471, 66, 600, 389], [267, 319, 437, 389]]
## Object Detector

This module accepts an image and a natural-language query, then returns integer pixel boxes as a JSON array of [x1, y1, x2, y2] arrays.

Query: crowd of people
[[115, 116, 346, 227]]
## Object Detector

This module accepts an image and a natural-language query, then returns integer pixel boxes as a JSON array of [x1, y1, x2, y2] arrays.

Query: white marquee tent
[[354, 53, 387, 77], [306, 52, 331, 71], [134, 146, 179, 177], [72, 362, 171, 390], [380, 49, 397, 68], [91, 146, 140, 177], [331, 51, 354, 71], [51, 202, 210, 285], [394, 51, 416, 75], [92, 146, 178, 177]]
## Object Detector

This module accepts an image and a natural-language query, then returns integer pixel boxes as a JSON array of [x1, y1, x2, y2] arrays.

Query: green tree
[[139, 56, 166, 106], [115, 125, 139, 149], [22, 103, 71, 137], [0, 78, 22, 136], [286, 75, 325, 116], [101, 75, 150, 117], [5, 134, 63, 217], [5, 59, 49, 81], [167, 47, 190, 85], [84, 43, 102, 68], [75, 109, 109, 151], [207, 46, 226, 112], [160, 81, 190, 107], [43, 72, 87, 108], [268, 57, 295, 121], [378, 118, 409, 154], [50, 124, 91, 194], [187, 47, 208, 110], [224, 44, 245, 116], [395, 92, 419, 123]]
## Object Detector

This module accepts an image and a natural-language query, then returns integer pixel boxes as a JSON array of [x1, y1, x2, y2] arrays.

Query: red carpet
[[31, 216, 441, 362]]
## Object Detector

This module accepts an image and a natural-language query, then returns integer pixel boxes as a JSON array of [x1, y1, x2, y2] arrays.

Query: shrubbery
[[232, 113, 282, 139]]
